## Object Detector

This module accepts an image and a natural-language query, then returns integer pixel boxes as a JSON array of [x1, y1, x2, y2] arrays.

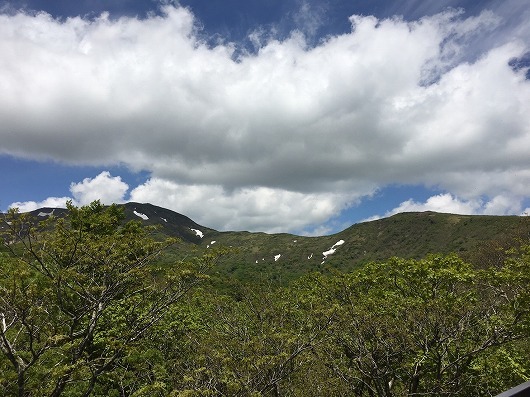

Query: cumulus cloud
[[365, 193, 529, 222], [10, 171, 128, 211], [70, 171, 128, 205], [389, 194, 480, 215], [129, 177, 360, 233], [10, 196, 71, 213], [1, 3, 530, 231], [9, 171, 362, 233]]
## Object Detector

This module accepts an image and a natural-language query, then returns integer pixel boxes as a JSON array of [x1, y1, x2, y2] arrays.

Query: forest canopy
[[1, 202, 529, 396]]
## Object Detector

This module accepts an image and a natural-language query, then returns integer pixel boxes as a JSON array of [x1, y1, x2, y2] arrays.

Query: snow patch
[[308, 253, 313, 259], [207, 241, 216, 248], [134, 211, 149, 220], [190, 228, 204, 238], [322, 240, 346, 260], [332, 240, 345, 248], [38, 209, 54, 217], [274, 254, 281, 262], [161, 217, 167, 222]]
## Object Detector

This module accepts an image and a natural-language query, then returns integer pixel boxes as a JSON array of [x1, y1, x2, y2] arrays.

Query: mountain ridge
[[3, 202, 529, 283]]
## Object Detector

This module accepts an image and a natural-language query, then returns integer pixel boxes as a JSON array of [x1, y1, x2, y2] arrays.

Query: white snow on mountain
[[38, 210, 54, 217], [322, 247, 337, 257], [133, 211, 149, 220], [190, 228, 204, 238], [322, 240, 346, 260], [333, 240, 345, 248]]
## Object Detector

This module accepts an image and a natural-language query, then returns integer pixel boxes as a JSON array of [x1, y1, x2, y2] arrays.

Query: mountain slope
[[3, 203, 529, 283], [199, 211, 529, 281], [122, 202, 216, 244]]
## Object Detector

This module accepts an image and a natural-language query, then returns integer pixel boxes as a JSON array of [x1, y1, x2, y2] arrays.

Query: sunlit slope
[[3, 203, 527, 283]]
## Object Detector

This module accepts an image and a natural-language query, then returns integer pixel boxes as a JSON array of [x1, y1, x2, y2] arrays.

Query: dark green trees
[[0, 201, 205, 396]]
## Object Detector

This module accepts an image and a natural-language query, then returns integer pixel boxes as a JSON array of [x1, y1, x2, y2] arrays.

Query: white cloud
[[366, 193, 528, 222], [9, 171, 128, 211], [386, 194, 481, 215], [70, 171, 128, 205], [129, 177, 361, 233], [482, 194, 523, 215], [1, 4, 530, 231], [10, 197, 71, 212], [7, 171, 367, 233]]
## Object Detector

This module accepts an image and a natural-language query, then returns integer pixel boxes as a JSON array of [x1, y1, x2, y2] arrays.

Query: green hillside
[[170, 210, 529, 283], [4, 203, 528, 284]]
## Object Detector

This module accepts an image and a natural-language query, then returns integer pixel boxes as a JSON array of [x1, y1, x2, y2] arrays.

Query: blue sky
[[0, 0, 529, 234]]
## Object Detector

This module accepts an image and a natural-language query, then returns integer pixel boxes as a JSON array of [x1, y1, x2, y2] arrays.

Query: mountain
[[2, 203, 529, 283], [0, 202, 215, 244], [121, 202, 216, 244]]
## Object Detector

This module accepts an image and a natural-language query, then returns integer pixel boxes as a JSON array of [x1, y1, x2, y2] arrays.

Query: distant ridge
[[1, 202, 215, 244], [2, 203, 529, 283], [121, 202, 216, 243]]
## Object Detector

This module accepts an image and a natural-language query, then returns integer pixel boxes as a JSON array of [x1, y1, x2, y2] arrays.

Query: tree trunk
[[17, 370, 25, 397]]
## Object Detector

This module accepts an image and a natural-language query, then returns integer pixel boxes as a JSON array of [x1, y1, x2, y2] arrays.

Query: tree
[[171, 282, 333, 396], [0, 201, 206, 396], [319, 253, 530, 396]]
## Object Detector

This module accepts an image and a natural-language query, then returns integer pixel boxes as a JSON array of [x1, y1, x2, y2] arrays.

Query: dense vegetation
[[157, 207, 530, 286], [1, 202, 529, 396]]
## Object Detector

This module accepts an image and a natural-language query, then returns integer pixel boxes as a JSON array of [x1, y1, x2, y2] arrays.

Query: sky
[[0, 0, 529, 235]]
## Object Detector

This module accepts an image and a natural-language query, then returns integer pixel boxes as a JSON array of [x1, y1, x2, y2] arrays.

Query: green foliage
[[1, 203, 529, 396], [310, 253, 530, 396], [167, 211, 530, 286], [172, 285, 331, 396], [0, 201, 207, 397]]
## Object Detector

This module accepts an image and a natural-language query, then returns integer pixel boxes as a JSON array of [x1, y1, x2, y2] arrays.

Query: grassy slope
[[3, 204, 528, 284], [164, 211, 529, 284]]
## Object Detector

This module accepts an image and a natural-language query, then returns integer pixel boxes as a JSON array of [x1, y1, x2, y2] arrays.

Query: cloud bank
[[2, 4, 530, 231], [9, 171, 355, 233]]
